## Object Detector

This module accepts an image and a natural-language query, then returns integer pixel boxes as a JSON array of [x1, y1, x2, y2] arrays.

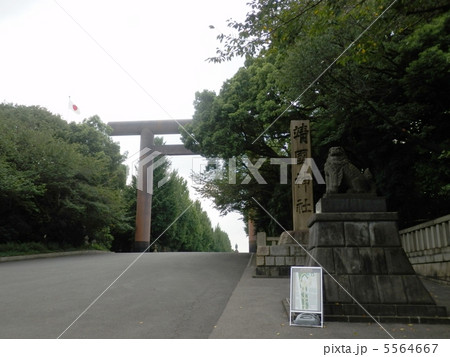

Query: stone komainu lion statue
[[324, 147, 376, 194]]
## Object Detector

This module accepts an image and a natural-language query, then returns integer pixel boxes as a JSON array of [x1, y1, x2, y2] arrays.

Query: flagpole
[[67, 96, 70, 122]]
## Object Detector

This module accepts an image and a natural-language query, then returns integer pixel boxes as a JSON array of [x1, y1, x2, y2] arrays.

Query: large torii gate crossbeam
[[108, 120, 194, 252]]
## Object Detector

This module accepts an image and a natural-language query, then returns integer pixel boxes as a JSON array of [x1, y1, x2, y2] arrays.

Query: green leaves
[[186, 0, 450, 231], [149, 147, 232, 252], [0, 104, 127, 248], [0, 104, 231, 252]]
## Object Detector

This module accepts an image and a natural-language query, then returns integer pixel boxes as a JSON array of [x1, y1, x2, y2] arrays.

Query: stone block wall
[[255, 244, 307, 277]]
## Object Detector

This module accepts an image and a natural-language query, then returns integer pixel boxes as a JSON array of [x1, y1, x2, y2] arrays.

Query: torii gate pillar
[[108, 120, 193, 252]]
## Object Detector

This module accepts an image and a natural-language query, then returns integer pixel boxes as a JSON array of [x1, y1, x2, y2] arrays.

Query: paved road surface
[[0, 252, 250, 338], [2, 252, 449, 340]]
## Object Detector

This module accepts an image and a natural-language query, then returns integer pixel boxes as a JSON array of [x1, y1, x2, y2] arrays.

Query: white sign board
[[289, 266, 323, 327]]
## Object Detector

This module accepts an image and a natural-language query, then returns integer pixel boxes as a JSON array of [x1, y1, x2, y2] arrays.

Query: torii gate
[[108, 120, 194, 251]]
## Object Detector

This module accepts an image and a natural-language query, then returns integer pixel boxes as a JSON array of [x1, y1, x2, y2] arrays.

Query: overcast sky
[[0, 0, 250, 251]]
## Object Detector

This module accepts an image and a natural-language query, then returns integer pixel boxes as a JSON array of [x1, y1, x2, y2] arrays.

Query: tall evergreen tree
[[182, 0, 450, 230]]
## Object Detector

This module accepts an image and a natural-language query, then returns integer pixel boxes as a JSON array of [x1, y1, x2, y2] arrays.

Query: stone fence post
[[256, 232, 267, 247]]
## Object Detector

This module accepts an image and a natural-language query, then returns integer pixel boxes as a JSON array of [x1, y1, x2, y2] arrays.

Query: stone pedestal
[[306, 196, 447, 320]]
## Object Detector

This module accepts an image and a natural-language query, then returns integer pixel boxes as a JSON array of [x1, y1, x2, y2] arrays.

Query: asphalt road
[[0, 252, 250, 338]]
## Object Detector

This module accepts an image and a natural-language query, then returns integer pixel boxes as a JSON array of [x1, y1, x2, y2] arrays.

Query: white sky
[[0, 0, 249, 252]]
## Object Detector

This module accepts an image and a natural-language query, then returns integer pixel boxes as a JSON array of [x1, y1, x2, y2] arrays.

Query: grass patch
[[0, 242, 108, 257], [0, 242, 52, 257]]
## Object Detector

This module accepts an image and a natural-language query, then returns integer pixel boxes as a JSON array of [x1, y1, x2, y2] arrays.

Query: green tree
[[275, 2, 450, 226], [182, 57, 294, 234], [147, 138, 233, 252], [0, 104, 130, 248], [212, 225, 233, 252], [183, 0, 450, 230], [0, 104, 232, 252]]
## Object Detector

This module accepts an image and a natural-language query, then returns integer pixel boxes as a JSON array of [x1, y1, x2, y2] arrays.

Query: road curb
[[0, 250, 112, 263]]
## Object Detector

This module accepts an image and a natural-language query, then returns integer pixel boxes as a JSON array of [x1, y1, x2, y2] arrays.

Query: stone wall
[[400, 214, 450, 282], [255, 245, 306, 277], [255, 231, 308, 277]]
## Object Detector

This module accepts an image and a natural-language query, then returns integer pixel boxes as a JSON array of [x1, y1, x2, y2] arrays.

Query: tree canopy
[[0, 104, 129, 248], [182, 0, 450, 231], [147, 137, 233, 252], [0, 104, 232, 253]]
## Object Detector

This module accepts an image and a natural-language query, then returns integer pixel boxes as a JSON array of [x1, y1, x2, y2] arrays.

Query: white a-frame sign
[[290, 266, 323, 327]]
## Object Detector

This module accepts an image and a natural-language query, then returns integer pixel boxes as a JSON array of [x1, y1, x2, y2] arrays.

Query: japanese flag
[[68, 98, 80, 114]]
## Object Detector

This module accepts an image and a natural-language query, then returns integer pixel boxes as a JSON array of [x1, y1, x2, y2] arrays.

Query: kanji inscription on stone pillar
[[291, 120, 314, 231]]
